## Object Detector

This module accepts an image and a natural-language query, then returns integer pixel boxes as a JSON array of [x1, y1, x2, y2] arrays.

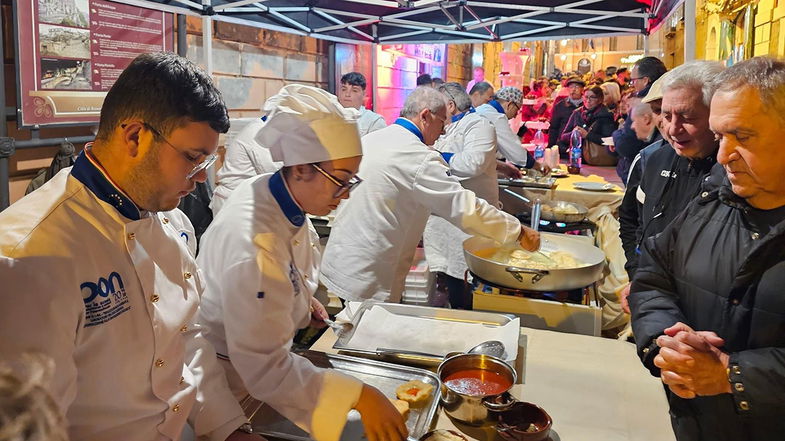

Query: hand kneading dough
[[395, 380, 433, 405]]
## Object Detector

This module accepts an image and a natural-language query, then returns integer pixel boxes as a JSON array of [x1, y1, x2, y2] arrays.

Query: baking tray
[[333, 303, 518, 367], [243, 350, 440, 441]]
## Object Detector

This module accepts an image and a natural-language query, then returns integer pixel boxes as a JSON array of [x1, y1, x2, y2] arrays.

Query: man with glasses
[[549, 76, 586, 155], [613, 56, 668, 183], [195, 85, 407, 441], [0, 52, 260, 441], [475, 86, 550, 174], [321, 86, 541, 303]]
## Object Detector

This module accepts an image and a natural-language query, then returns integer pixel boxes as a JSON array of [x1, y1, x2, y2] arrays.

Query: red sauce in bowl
[[444, 368, 512, 396]]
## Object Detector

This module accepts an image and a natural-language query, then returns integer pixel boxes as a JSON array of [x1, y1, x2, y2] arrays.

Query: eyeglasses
[[630, 76, 645, 83], [311, 163, 363, 198], [584, 95, 600, 100], [133, 122, 218, 180]]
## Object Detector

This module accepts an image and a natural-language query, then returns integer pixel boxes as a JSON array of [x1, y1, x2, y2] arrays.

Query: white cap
[[256, 84, 362, 166]]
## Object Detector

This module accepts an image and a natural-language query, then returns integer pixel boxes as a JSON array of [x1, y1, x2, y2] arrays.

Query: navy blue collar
[[488, 99, 506, 114], [261, 115, 267, 122], [71, 149, 142, 221], [269, 170, 305, 227], [394, 118, 424, 143], [451, 107, 475, 123]]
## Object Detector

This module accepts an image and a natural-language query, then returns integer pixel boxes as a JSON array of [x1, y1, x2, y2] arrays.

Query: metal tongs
[[502, 189, 555, 263]]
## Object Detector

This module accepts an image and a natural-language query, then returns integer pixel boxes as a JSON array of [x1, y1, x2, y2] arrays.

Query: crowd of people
[[1, 48, 784, 441]]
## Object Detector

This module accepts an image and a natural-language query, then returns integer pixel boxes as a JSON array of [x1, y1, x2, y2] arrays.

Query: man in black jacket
[[548, 76, 584, 153], [612, 56, 667, 183], [630, 57, 785, 441], [619, 61, 724, 312]]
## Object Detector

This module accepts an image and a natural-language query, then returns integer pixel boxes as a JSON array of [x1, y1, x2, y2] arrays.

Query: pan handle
[[505, 266, 549, 284]]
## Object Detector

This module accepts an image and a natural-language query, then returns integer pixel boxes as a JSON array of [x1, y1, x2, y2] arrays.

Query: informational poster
[[15, 0, 174, 127]]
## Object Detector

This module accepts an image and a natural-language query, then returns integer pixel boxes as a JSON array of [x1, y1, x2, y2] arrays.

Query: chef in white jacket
[[337, 72, 387, 136], [321, 86, 541, 303], [210, 94, 286, 215], [196, 85, 407, 441], [0, 53, 258, 441], [475, 86, 550, 174], [423, 82, 499, 309]]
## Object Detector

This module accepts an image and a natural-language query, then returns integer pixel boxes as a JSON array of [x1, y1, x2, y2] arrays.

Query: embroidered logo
[[289, 263, 301, 296], [81, 271, 131, 327]]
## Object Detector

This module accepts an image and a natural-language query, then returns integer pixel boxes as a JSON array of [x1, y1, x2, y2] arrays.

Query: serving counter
[[310, 326, 675, 441]]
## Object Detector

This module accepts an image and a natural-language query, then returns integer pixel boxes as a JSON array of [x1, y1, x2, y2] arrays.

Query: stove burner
[[469, 272, 586, 304], [516, 212, 596, 235]]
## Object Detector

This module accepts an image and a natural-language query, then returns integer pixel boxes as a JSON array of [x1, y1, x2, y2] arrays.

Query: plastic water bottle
[[568, 129, 582, 175], [533, 129, 546, 162]]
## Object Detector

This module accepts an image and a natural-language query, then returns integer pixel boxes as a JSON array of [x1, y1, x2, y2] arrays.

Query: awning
[[116, 0, 662, 44]]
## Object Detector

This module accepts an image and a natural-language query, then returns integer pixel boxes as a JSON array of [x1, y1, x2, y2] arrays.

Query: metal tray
[[243, 350, 440, 441], [498, 176, 557, 189], [333, 303, 517, 367]]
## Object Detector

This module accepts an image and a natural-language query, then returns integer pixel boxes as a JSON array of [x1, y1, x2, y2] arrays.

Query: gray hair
[[630, 102, 653, 119], [712, 56, 785, 121], [400, 86, 447, 119], [469, 81, 493, 96], [662, 60, 725, 107], [0, 354, 68, 441], [438, 82, 472, 112]]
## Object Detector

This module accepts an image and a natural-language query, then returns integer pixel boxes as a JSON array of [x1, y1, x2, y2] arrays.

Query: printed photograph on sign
[[41, 59, 91, 90], [39, 24, 90, 59], [38, 0, 89, 29]]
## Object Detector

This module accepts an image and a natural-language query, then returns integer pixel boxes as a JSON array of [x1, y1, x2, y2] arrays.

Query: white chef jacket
[[357, 106, 387, 137], [475, 100, 534, 168], [211, 117, 281, 215], [423, 111, 500, 279], [320, 119, 522, 302], [0, 151, 245, 441], [197, 172, 363, 441]]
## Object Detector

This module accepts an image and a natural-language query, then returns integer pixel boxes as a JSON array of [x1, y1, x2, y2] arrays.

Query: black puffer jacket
[[557, 105, 616, 148], [622, 143, 716, 279], [630, 165, 785, 441]]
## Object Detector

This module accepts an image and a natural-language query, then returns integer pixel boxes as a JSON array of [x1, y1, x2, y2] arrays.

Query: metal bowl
[[437, 354, 517, 425], [539, 200, 588, 223]]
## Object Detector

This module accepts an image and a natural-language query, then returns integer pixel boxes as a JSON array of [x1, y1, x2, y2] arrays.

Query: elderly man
[[629, 57, 785, 440], [630, 102, 661, 145], [475, 86, 549, 174], [466, 66, 485, 93], [337, 72, 387, 136], [613, 56, 668, 183], [320, 86, 540, 302], [549, 76, 585, 152], [0, 52, 259, 441], [619, 61, 723, 312], [423, 82, 499, 309], [469, 81, 494, 109]]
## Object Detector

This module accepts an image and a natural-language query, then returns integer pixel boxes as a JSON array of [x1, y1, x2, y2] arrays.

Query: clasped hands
[[654, 322, 732, 399]]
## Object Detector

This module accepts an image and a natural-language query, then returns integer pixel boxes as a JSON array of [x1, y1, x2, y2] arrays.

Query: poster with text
[[15, 0, 174, 127]]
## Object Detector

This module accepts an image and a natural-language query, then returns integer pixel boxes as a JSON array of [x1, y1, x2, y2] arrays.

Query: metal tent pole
[[0, 11, 10, 211], [684, 0, 696, 61], [178, 14, 188, 57]]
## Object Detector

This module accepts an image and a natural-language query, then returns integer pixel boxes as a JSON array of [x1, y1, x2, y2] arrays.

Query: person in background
[[337, 72, 387, 136], [629, 103, 661, 145], [558, 86, 616, 155], [629, 56, 785, 441], [613, 56, 668, 184], [465, 66, 485, 92], [475, 86, 550, 174], [197, 85, 407, 441], [416, 73, 434, 87], [0, 354, 68, 441], [321, 87, 540, 303], [211, 91, 288, 216], [0, 52, 259, 441], [432, 77, 445, 87], [423, 83, 500, 309], [616, 67, 630, 88], [600, 81, 622, 121], [549, 76, 585, 153], [469, 81, 494, 109], [620, 61, 723, 313]]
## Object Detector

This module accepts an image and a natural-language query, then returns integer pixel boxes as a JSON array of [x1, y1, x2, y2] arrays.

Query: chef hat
[[255, 84, 362, 166], [642, 71, 671, 103], [495, 86, 523, 106]]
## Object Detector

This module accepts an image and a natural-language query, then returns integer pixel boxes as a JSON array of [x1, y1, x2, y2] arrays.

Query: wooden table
[[311, 326, 675, 441]]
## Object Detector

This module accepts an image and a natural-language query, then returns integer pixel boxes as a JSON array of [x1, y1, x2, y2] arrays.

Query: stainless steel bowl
[[437, 354, 517, 425]]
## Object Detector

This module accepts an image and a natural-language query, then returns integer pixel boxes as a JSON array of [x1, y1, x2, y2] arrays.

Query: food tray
[[333, 303, 518, 366], [243, 350, 440, 441], [498, 177, 557, 189]]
